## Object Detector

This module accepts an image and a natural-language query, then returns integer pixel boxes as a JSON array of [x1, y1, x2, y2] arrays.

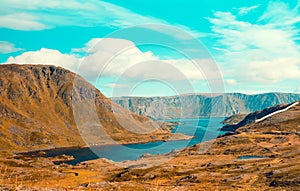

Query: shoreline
[[13, 117, 226, 155], [16, 133, 194, 156]]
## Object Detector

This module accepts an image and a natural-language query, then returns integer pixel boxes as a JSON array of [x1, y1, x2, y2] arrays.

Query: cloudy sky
[[1, 0, 300, 97]]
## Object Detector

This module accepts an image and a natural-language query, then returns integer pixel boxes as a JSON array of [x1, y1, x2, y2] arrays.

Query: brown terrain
[[0, 64, 190, 152], [1, 101, 298, 190], [0, 64, 299, 190]]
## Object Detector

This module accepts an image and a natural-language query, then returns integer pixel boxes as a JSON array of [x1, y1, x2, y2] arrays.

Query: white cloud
[[72, 38, 137, 54], [210, 11, 298, 55], [244, 58, 300, 83], [0, 0, 203, 39], [4, 38, 156, 80], [259, 1, 300, 26], [76, 38, 210, 81], [0, 13, 48, 31], [6, 48, 80, 70], [237, 5, 260, 15], [111, 58, 207, 81], [144, 24, 207, 40], [209, 1, 300, 84], [104, 83, 129, 89], [5, 38, 211, 83], [226, 79, 237, 86], [77, 38, 158, 80], [0, 41, 24, 54]]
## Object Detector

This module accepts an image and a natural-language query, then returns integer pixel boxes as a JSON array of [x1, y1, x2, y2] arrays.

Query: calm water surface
[[45, 117, 227, 165], [238, 155, 265, 159]]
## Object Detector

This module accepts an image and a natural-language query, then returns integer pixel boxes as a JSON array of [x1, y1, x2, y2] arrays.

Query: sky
[[0, 0, 300, 97]]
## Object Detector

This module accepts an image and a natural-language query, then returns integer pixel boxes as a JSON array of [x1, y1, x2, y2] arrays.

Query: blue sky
[[0, 0, 299, 97]]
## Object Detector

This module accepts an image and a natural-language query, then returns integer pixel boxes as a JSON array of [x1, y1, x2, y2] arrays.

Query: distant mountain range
[[0, 64, 173, 151], [112, 93, 300, 119]]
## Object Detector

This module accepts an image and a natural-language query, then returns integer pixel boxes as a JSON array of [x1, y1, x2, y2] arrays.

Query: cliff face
[[112, 93, 300, 119], [0, 64, 172, 151]]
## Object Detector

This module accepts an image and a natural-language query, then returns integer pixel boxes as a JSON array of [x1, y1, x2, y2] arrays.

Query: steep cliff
[[112, 93, 300, 119]]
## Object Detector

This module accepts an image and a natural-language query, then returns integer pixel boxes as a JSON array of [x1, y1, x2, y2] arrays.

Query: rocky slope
[[112, 93, 300, 119], [0, 64, 175, 151], [221, 114, 247, 125], [221, 101, 299, 131]]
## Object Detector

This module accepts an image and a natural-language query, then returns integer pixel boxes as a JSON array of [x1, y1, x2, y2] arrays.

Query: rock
[[112, 93, 300, 119]]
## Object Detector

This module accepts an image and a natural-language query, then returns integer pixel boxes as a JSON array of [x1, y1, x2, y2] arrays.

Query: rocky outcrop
[[112, 93, 300, 119], [221, 114, 247, 125]]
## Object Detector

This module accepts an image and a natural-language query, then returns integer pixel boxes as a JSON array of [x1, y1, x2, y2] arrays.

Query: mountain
[[112, 93, 300, 119], [220, 101, 300, 131], [0, 64, 174, 151]]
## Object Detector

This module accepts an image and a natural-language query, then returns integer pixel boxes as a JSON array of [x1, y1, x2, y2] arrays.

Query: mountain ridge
[[220, 101, 300, 131], [112, 92, 300, 119]]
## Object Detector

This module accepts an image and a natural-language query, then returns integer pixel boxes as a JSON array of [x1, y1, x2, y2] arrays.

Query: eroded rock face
[[0, 64, 172, 151], [112, 93, 300, 119]]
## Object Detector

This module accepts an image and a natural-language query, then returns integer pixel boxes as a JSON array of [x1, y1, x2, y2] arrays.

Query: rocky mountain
[[112, 93, 300, 119], [0, 64, 174, 151], [220, 101, 299, 131]]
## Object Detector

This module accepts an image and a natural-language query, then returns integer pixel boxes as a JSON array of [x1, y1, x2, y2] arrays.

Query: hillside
[[112, 93, 300, 119], [0, 64, 174, 151], [220, 101, 299, 131]]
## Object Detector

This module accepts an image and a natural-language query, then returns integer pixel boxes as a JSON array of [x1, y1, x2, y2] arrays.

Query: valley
[[0, 64, 299, 190], [1, 101, 299, 190], [0, 65, 300, 190]]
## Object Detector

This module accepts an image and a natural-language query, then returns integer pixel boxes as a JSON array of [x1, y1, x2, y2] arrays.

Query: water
[[44, 117, 227, 165], [165, 117, 227, 145], [238, 155, 265, 160]]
